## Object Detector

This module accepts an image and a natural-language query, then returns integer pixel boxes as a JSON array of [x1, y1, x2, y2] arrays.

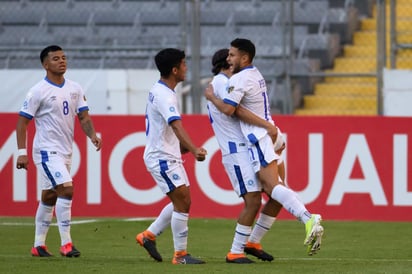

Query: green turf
[[0, 217, 411, 274]]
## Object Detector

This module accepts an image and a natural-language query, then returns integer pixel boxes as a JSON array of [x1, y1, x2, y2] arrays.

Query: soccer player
[[206, 49, 289, 263], [135, 48, 207, 265], [205, 38, 324, 256], [16, 45, 102, 257]]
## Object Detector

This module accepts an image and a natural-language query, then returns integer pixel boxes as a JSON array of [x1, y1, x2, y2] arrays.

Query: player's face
[[174, 59, 187, 82], [227, 47, 242, 74], [43, 50, 67, 75]]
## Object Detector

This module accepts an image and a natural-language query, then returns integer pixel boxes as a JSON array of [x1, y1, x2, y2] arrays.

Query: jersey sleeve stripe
[[19, 111, 33, 120], [223, 98, 238, 107], [78, 106, 89, 113], [167, 116, 181, 124]]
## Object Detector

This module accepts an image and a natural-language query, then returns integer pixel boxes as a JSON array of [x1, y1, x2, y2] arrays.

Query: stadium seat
[[314, 83, 376, 97], [0, 9, 45, 26], [295, 0, 412, 115], [45, 9, 92, 26], [93, 10, 139, 26], [200, 10, 233, 25], [303, 95, 377, 110], [233, 10, 276, 25], [140, 10, 180, 26], [0, 0, 407, 117]]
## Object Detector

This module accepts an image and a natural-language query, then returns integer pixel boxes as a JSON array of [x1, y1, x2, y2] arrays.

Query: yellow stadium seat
[[314, 83, 376, 96], [294, 0, 409, 116]]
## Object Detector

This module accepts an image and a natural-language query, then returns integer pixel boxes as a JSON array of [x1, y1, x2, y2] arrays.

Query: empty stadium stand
[[295, 0, 412, 115], [0, 0, 372, 114]]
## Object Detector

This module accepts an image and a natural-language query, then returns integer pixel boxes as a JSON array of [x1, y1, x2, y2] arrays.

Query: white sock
[[55, 197, 72, 246], [34, 202, 54, 247], [271, 185, 311, 223], [248, 213, 276, 243], [230, 223, 251, 254], [148, 202, 173, 236], [171, 211, 189, 252]]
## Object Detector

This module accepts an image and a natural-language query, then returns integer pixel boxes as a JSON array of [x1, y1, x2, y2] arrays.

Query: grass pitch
[[0, 217, 411, 274]]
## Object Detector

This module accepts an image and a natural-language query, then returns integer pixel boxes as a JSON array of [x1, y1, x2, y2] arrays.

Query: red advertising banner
[[1, 113, 411, 221]]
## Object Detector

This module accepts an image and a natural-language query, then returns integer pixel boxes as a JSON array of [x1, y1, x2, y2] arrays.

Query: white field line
[[277, 257, 412, 263], [0, 219, 98, 226], [123, 217, 156, 221], [0, 218, 155, 226]]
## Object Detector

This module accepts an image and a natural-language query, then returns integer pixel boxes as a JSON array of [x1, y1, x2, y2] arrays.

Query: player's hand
[[204, 84, 215, 101], [275, 142, 286, 155], [16, 155, 29, 170], [266, 123, 278, 143], [91, 136, 102, 151], [194, 147, 207, 161]]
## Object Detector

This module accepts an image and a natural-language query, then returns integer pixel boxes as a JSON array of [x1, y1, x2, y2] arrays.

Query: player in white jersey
[[16, 45, 102, 258], [207, 48, 288, 263], [135, 48, 207, 265], [205, 38, 324, 256]]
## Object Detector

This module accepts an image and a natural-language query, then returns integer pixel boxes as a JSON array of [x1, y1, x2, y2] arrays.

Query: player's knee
[[55, 184, 74, 199], [262, 185, 274, 197], [249, 199, 262, 212], [181, 196, 191, 211], [244, 193, 262, 211], [41, 189, 57, 205]]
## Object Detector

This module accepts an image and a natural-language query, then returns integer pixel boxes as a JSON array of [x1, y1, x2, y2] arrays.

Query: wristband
[[18, 149, 27, 156]]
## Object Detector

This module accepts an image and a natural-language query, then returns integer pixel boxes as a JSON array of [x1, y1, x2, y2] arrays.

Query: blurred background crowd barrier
[[0, 0, 411, 115]]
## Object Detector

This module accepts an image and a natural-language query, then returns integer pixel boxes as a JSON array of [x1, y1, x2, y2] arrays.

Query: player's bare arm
[[77, 111, 102, 151], [170, 119, 207, 161], [180, 142, 190, 154], [204, 84, 236, 116], [235, 106, 278, 142], [16, 116, 31, 170]]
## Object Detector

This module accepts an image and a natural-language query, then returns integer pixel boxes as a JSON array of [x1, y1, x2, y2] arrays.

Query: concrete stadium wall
[[1, 69, 412, 116], [383, 69, 412, 117], [0, 69, 161, 115]]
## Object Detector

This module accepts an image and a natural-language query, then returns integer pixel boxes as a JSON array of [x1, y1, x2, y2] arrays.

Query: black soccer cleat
[[244, 242, 274, 262], [31, 245, 53, 257]]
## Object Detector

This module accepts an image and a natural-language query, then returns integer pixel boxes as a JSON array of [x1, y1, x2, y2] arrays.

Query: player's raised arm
[[204, 84, 236, 116]]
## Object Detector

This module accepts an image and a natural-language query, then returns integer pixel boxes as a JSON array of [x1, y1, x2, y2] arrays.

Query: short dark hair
[[40, 45, 63, 63], [155, 48, 186, 77], [211, 48, 229, 75], [230, 38, 256, 62]]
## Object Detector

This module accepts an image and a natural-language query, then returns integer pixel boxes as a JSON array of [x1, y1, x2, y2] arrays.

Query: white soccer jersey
[[207, 73, 248, 156], [223, 66, 274, 144], [143, 80, 182, 169], [19, 77, 89, 163]]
